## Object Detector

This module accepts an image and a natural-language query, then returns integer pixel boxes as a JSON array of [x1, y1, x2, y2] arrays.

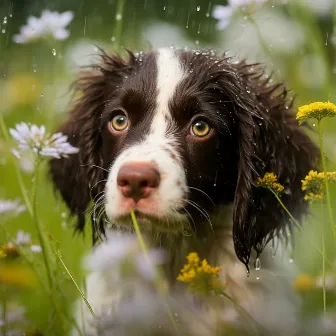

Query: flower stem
[[1, 284, 7, 336], [55, 251, 97, 322], [317, 119, 335, 237], [270, 189, 333, 266], [31, 158, 54, 289], [322, 203, 326, 312], [112, 0, 125, 51], [130, 211, 181, 334]]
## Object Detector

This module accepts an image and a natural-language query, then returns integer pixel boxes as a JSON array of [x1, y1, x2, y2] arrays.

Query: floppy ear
[[49, 50, 135, 238], [217, 61, 319, 267]]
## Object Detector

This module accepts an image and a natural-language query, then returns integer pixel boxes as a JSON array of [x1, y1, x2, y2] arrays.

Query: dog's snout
[[117, 163, 160, 201]]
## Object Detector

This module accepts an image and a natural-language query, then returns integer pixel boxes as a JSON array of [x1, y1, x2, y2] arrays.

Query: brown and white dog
[[49, 48, 318, 335]]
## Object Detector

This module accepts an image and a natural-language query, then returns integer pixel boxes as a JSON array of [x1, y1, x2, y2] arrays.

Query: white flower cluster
[[10, 122, 79, 159], [0, 199, 26, 216], [212, 0, 269, 30], [13, 10, 74, 44]]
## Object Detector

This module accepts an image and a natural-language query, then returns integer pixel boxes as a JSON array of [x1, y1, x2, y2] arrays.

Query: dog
[[49, 48, 319, 335]]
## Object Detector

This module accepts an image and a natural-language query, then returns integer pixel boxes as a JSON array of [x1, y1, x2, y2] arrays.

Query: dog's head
[[49, 48, 318, 266]]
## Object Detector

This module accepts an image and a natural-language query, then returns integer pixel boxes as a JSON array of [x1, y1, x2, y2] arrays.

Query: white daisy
[[0, 199, 26, 216], [30, 245, 42, 253], [212, 0, 269, 30], [13, 10, 74, 44], [10, 122, 79, 159]]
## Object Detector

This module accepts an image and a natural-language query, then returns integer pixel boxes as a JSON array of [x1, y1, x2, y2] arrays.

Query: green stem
[[55, 252, 97, 321], [317, 119, 335, 237], [31, 158, 54, 289], [130, 211, 180, 334], [112, 0, 126, 51], [220, 291, 264, 334], [1, 284, 7, 336], [322, 203, 326, 312], [270, 189, 333, 267]]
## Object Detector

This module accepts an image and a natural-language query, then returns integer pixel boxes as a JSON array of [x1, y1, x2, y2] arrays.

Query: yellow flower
[[256, 172, 284, 193], [294, 273, 315, 293], [301, 170, 336, 202], [1, 244, 20, 259], [0, 264, 36, 288], [177, 252, 223, 295], [6, 74, 42, 106], [297, 101, 336, 124], [0, 250, 6, 258]]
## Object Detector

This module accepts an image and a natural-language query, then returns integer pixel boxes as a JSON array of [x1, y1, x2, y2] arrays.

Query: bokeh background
[[0, 0, 336, 334]]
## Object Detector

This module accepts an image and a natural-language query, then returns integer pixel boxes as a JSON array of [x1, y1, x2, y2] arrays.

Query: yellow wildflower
[[177, 252, 223, 295], [296, 101, 336, 124], [294, 273, 315, 293], [0, 250, 6, 258], [6, 74, 42, 105], [1, 244, 20, 259], [256, 172, 284, 193], [301, 170, 336, 202], [0, 264, 36, 288]]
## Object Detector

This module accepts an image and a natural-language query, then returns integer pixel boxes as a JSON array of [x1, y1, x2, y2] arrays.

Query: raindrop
[[325, 33, 328, 46], [1, 29, 5, 34], [196, 6, 200, 11], [116, 14, 122, 21], [33, 64, 37, 73], [163, 6, 166, 10], [254, 258, 261, 271], [312, 123, 316, 127], [256, 276, 260, 280], [186, 13, 190, 29], [246, 269, 250, 277], [289, 258, 294, 264], [52, 49, 57, 56], [3, 17, 7, 24]]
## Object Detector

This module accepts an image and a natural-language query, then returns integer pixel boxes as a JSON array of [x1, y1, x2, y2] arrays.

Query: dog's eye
[[191, 120, 211, 137], [109, 113, 128, 132]]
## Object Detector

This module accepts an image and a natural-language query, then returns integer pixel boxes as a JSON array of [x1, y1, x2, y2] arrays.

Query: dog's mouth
[[111, 209, 188, 233]]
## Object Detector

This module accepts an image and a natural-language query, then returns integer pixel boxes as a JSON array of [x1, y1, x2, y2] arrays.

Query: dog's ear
[[49, 50, 135, 235], [217, 61, 319, 267]]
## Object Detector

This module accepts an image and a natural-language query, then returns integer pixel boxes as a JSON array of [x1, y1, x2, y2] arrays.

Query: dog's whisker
[[91, 179, 108, 192], [80, 164, 109, 173], [185, 199, 214, 232], [188, 186, 215, 206]]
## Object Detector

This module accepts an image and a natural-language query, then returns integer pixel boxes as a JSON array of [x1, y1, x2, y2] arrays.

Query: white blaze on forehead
[[150, 48, 185, 136]]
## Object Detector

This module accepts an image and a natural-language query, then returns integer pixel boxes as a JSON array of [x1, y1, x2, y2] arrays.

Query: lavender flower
[[13, 10, 74, 44], [85, 231, 166, 281], [10, 122, 79, 159], [0, 199, 26, 216], [15, 230, 31, 245], [212, 0, 269, 30]]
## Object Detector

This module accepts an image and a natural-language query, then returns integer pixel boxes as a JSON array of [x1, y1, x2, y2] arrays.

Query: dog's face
[[100, 49, 238, 232], [50, 48, 318, 266]]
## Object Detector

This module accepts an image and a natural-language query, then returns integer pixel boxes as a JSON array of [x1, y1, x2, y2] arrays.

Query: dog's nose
[[117, 163, 160, 201]]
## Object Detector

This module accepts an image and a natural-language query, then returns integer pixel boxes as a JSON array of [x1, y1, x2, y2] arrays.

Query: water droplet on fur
[[255, 258, 261, 271], [246, 269, 250, 277]]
